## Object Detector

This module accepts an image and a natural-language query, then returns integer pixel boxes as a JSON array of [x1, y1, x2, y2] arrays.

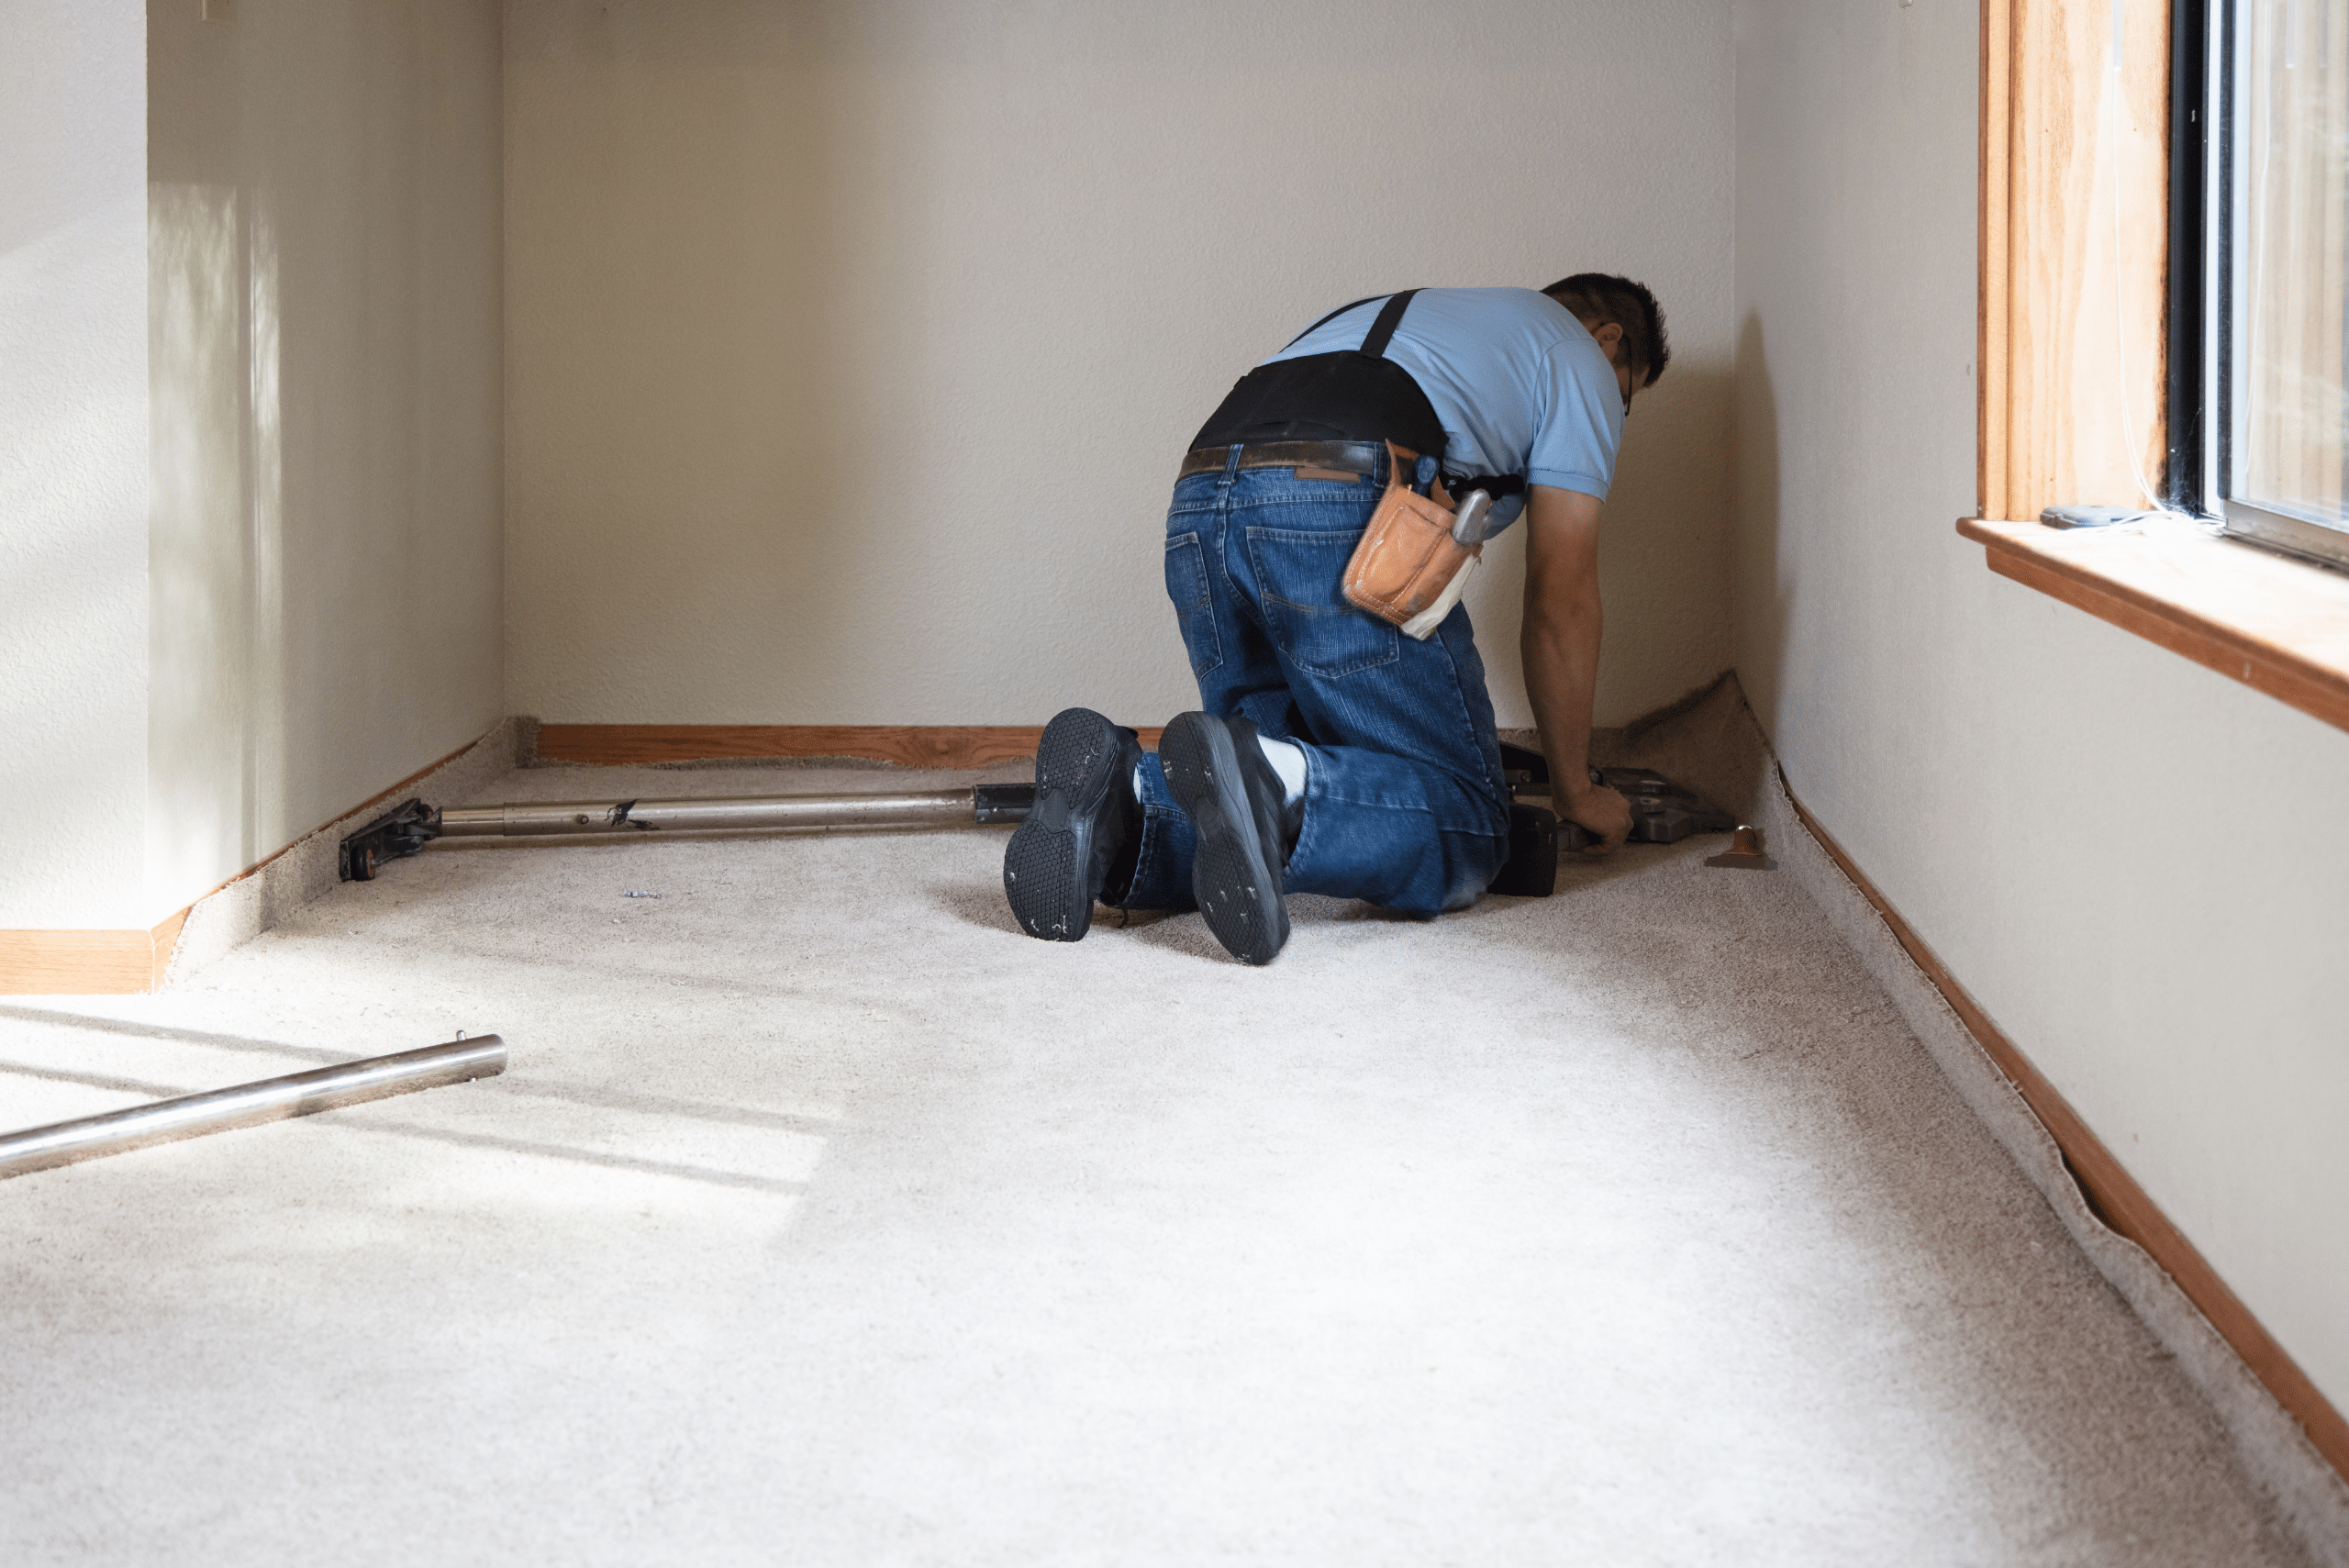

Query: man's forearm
[[1516, 483, 1627, 847], [1520, 593, 1603, 791]]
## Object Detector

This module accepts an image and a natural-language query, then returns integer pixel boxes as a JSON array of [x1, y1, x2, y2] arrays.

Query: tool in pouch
[[1335, 291, 1501, 640]]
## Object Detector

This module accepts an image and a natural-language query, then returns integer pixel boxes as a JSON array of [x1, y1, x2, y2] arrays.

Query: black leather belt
[[1177, 439, 1397, 481]]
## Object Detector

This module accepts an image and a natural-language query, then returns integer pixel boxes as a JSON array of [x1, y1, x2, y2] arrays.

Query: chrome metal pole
[[436, 791, 985, 838], [0, 1035, 507, 1181], [339, 784, 1034, 880]]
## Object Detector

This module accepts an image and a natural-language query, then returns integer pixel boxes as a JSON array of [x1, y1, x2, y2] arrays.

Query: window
[[1969, 0, 2349, 751], [2183, 0, 2349, 568]]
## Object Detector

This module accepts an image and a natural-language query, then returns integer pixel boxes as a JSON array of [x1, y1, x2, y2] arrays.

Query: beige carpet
[[0, 743, 2321, 1564]]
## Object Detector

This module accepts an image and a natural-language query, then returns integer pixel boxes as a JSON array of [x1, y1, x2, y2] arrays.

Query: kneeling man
[[1004, 276, 1666, 964]]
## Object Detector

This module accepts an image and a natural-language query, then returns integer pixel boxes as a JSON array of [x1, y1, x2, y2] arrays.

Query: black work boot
[[1003, 707, 1144, 941], [1158, 711, 1298, 966]]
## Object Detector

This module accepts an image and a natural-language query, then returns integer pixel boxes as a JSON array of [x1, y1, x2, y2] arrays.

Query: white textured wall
[[506, 0, 1736, 729], [1735, 0, 2349, 1416], [0, 2, 151, 929], [146, 0, 505, 919]]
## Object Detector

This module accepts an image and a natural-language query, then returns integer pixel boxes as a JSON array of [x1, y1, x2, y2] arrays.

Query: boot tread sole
[[1161, 714, 1289, 966], [1003, 709, 1121, 941]]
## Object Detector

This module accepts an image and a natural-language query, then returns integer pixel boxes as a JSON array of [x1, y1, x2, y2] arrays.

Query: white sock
[[1256, 735, 1308, 806]]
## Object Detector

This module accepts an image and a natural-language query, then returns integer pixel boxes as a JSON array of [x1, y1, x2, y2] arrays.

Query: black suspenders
[[1357, 290, 1419, 358], [1281, 289, 1420, 354], [1296, 290, 1525, 501]]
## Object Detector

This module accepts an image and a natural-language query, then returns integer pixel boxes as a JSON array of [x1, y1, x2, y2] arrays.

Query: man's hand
[[1561, 778, 1632, 855], [1520, 484, 1617, 851]]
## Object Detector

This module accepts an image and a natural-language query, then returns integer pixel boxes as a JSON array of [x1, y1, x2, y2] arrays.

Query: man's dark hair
[[1542, 273, 1670, 388]]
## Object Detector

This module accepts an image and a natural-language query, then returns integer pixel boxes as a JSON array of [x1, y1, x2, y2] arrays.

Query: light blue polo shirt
[[1264, 286, 1623, 525]]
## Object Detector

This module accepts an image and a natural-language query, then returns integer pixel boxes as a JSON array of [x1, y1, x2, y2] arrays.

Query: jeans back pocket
[[1163, 530, 1223, 677], [1245, 527, 1398, 678]]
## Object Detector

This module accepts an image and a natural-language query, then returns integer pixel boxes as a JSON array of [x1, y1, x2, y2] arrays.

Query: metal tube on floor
[[0, 1036, 507, 1181], [437, 789, 1008, 838], [338, 786, 1036, 880]]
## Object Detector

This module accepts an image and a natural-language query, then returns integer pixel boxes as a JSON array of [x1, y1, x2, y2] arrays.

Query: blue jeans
[[1121, 445, 1511, 917]]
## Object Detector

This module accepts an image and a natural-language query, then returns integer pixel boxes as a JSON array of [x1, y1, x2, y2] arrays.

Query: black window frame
[[2175, 0, 2349, 571], [2166, 0, 2210, 514]]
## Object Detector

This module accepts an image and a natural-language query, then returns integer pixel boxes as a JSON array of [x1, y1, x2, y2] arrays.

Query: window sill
[[1957, 517, 2349, 735]]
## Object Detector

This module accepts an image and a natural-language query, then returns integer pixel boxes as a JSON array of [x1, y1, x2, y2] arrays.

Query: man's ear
[[1577, 317, 1628, 363]]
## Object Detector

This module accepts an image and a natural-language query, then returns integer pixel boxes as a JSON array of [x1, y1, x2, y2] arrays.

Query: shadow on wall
[[1595, 360, 1739, 726], [1466, 361, 1738, 730], [1733, 309, 1787, 743]]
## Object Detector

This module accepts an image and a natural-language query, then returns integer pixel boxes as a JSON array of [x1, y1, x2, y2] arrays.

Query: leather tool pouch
[[1341, 441, 1479, 631]]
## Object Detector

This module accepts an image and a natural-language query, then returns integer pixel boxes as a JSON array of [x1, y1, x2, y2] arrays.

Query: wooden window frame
[[1967, 0, 2349, 736]]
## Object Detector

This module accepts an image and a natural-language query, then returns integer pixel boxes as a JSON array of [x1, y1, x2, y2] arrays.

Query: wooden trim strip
[[1784, 783, 2349, 1481], [1959, 517, 2349, 734], [0, 910, 184, 996], [1, 729, 495, 997], [534, 723, 1166, 769], [0, 930, 152, 996], [224, 732, 491, 893]]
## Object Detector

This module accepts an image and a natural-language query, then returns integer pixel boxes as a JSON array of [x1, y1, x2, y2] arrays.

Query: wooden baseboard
[[534, 723, 1167, 768], [6, 717, 1010, 995], [1784, 783, 2349, 1482], [0, 909, 189, 996], [0, 728, 493, 998]]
